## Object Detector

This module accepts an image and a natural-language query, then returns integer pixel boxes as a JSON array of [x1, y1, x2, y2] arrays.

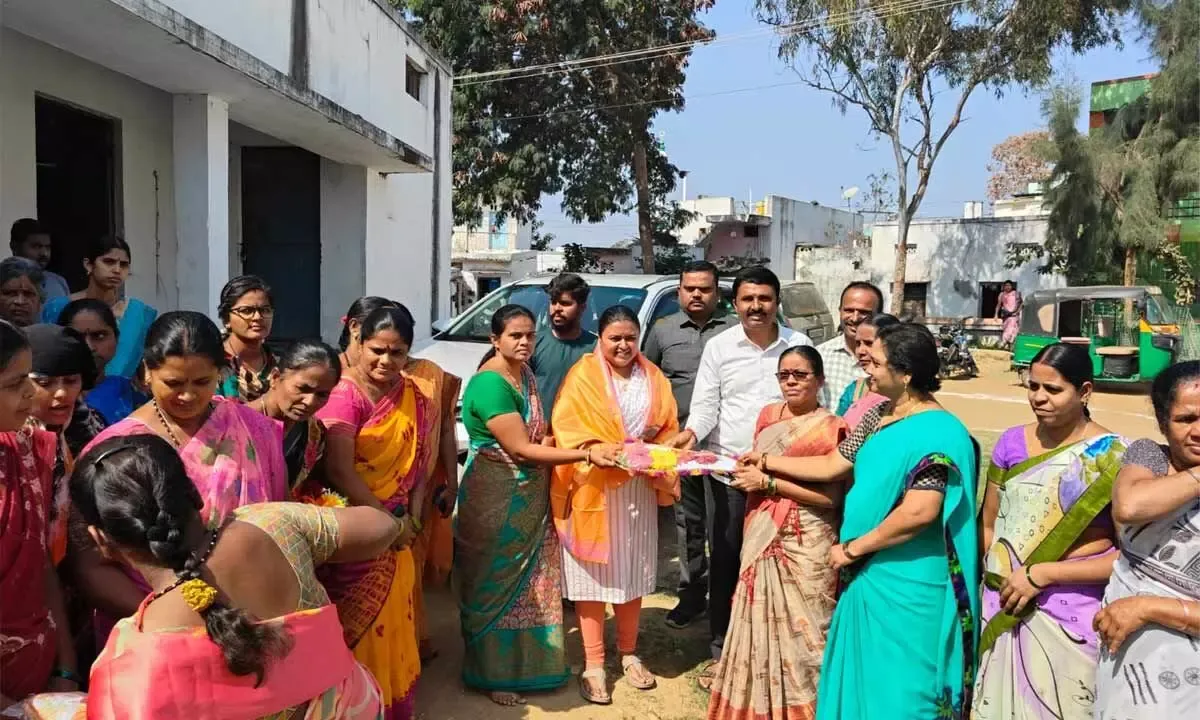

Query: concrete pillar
[[173, 94, 230, 318], [318, 158, 366, 343]]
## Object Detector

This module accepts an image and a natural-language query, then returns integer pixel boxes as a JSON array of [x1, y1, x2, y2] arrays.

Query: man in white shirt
[[815, 281, 883, 409], [665, 265, 812, 668]]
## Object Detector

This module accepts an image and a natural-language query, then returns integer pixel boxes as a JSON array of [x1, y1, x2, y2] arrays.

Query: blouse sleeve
[[315, 381, 369, 437], [467, 372, 523, 423], [235, 503, 342, 566], [1121, 438, 1171, 476], [837, 402, 884, 463], [905, 454, 954, 493]]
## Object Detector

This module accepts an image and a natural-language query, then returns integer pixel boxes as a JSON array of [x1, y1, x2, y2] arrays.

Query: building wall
[[307, 0, 437, 158], [869, 216, 1066, 317], [451, 210, 531, 255], [0, 28, 178, 309], [160, 0, 291, 74], [678, 196, 736, 245]]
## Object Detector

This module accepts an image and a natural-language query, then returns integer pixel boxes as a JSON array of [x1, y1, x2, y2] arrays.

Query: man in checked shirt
[[815, 281, 884, 410]]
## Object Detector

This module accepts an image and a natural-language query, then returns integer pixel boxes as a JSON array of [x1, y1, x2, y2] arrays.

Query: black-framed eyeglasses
[[776, 370, 816, 382], [231, 305, 274, 320]]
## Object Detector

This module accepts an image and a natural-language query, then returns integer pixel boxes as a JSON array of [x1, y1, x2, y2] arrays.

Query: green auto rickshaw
[[1011, 285, 1181, 385]]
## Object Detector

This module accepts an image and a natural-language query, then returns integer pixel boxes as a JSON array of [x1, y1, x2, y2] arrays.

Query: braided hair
[[71, 434, 290, 685]]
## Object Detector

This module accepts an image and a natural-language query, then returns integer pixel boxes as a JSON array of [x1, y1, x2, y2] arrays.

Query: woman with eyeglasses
[[41, 236, 157, 381], [708, 346, 847, 720], [215, 275, 276, 402]]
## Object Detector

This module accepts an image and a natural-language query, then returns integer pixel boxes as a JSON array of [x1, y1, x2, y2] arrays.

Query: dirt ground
[[414, 350, 1160, 719]]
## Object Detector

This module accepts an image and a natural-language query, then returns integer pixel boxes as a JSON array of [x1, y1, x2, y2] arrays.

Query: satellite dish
[[842, 186, 860, 200]]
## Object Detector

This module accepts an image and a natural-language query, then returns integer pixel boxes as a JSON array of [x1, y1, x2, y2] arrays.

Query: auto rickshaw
[[1011, 285, 1181, 385]]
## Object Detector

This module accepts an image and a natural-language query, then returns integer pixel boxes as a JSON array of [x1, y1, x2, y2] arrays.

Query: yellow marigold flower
[[179, 578, 219, 613]]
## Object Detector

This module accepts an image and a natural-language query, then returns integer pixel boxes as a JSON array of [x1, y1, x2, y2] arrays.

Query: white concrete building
[[681, 194, 864, 283], [0, 0, 452, 342], [451, 210, 533, 302], [865, 207, 1066, 320]]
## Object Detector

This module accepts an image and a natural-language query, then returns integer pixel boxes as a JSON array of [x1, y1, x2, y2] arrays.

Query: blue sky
[[535, 2, 1158, 247]]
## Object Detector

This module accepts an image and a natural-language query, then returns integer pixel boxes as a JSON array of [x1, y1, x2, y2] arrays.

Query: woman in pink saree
[[68, 312, 288, 647], [59, 434, 393, 719], [995, 280, 1021, 350]]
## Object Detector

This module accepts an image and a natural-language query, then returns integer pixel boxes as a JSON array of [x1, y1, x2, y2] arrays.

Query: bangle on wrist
[[586, 447, 593, 464], [1025, 563, 1047, 590], [843, 540, 860, 561], [52, 667, 82, 685], [768, 476, 778, 496]]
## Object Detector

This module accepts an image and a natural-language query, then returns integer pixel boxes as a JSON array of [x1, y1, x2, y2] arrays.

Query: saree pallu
[[834, 379, 887, 430], [85, 603, 382, 720], [0, 427, 58, 701], [405, 360, 461, 643], [42, 298, 157, 380], [283, 417, 328, 499], [972, 433, 1124, 720], [550, 351, 679, 565], [817, 410, 980, 720], [454, 366, 568, 692], [317, 377, 433, 719], [708, 406, 845, 720]]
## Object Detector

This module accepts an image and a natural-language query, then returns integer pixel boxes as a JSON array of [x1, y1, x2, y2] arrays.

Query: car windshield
[[439, 283, 650, 342]]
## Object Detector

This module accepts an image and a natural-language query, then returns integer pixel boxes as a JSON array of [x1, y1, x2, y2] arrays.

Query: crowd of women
[[1, 249, 1198, 720]]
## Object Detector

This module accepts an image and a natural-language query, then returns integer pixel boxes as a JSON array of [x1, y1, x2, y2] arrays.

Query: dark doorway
[[902, 282, 929, 321], [241, 147, 321, 344], [35, 96, 118, 291], [979, 282, 1003, 318]]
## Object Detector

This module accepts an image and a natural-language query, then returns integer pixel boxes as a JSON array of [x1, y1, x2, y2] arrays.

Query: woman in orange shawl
[[316, 306, 433, 720], [551, 305, 679, 705]]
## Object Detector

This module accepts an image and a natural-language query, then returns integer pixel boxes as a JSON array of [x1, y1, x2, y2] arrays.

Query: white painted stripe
[[938, 390, 1154, 420]]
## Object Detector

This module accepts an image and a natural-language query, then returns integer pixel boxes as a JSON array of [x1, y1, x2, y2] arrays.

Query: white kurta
[[561, 364, 658, 604]]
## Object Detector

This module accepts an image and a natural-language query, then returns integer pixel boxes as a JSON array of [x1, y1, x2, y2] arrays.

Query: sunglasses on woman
[[775, 370, 816, 382]]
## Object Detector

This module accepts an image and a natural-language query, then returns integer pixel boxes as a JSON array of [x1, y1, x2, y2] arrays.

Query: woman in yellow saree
[[316, 306, 434, 720], [551, 305, 680, 704]]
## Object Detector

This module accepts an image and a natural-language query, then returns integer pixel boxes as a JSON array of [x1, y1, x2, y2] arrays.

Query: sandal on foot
[[696, 661, 720, 692], [578, 668, 611, 705], [621, 655, 658, 690], [487, 691, 525, 706]]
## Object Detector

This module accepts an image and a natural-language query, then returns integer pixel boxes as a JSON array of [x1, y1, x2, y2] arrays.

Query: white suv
[[411, 273, 828, 456]]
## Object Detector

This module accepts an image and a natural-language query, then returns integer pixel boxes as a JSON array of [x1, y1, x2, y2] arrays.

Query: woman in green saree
[[739, 323, 980, 719], [454, 305, 619, 706]]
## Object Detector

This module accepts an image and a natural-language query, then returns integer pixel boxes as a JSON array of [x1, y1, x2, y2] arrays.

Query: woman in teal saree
[[738, 323, 980, 719]]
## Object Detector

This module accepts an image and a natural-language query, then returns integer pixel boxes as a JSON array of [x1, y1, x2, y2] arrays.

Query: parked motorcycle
[[937, 320, 979, 379]]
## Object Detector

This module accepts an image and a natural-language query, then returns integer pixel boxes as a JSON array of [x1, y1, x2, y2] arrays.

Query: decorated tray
[[616, 442, 738, 476]]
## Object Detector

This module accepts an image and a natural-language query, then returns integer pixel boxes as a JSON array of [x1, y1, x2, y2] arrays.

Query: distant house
[[0, 0, 453, 341]]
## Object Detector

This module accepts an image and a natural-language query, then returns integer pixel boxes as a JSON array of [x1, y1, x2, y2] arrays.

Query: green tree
[[1008, 0, 1199, 305], [753, 0, 1129, 313], [399, 0, 714, 274]]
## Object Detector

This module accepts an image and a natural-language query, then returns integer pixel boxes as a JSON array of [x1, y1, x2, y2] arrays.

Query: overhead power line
[[454, 0, 966, 87], [465, 79, 809, 126]]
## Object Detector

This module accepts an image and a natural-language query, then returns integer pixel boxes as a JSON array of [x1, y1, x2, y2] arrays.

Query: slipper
[[578, 667, 611, 705], [696, 661, 720, 692], [621, 655, 657, 690]]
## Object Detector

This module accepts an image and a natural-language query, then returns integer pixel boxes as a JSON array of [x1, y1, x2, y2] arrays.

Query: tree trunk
[[889, 210, 911, 315], [1122, 247, 1137, 286], [632, 136, 656, 274]]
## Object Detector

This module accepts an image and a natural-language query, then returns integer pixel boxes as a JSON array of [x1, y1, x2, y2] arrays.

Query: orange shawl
[[550, 349, 679, 564]]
